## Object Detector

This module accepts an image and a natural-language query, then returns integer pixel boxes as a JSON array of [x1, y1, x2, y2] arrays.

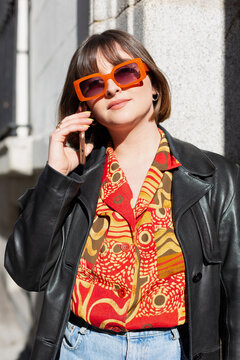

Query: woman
[[4, 30, 240, 360]]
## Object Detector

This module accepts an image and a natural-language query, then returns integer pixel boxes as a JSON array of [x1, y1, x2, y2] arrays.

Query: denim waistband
[[69, 311, 180, 337]]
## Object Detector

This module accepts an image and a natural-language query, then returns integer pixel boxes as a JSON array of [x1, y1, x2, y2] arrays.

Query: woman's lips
[[108, 99, 130, 110]]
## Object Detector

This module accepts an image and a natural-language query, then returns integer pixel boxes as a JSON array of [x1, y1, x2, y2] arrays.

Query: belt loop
[[171, 328, 180, 340]]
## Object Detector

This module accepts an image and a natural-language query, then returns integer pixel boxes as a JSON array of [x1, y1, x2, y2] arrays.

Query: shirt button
[[118, 288, 126, 298], [120, 243, 130, 251]]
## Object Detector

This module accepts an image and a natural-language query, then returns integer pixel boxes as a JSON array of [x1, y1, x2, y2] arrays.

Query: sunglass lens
[[114, 63, 140, 85], [80, 77, 104, 99]]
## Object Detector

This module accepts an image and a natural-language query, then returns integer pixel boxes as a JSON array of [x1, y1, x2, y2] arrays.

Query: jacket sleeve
[[4, 164, 82, 292], [219, 164, 240, 360]]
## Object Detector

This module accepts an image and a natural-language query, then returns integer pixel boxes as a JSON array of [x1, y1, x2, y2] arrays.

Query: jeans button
[[192, 272, 202, 283]]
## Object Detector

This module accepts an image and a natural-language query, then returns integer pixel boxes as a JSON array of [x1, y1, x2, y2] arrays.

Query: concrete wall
[[90, 0, 225, 155], [22, 0, 240, 167], [30, 0, 78, 168]]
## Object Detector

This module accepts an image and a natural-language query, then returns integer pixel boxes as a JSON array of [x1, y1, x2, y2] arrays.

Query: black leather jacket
[[4, 127, 240, 360]]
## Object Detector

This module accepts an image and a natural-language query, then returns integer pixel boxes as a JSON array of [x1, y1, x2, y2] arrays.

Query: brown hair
[[58, 29, 171, 148]]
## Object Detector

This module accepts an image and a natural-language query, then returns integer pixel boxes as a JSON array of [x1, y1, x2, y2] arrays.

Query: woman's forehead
[[96, 46, 133, 73]]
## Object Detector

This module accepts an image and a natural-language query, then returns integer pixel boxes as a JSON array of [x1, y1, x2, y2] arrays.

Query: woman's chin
[[101, 118, 139, 132]]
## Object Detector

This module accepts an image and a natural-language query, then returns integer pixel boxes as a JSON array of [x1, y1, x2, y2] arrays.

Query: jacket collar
[[159, 126, 215, 223], [71, 127, 216, 224], [71, 125, 216, 182]]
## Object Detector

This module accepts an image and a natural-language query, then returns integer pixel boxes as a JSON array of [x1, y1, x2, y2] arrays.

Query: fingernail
[[83, 125, 90, 129]]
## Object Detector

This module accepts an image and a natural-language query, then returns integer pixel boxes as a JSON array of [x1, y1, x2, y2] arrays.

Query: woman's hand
[[48, 110, 94, 175]]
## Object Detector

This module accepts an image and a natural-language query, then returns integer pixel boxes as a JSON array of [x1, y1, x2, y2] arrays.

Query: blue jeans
[[59, 321, 182, 360]]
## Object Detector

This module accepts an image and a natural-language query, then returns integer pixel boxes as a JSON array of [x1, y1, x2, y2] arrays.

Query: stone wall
[[90, 0, 228, 156], [25, 0, 240, 166]]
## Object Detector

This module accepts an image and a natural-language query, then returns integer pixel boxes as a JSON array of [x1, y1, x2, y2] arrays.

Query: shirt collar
[[152, 128, 181, 172], [99, 129, 181, 229], [104, 128, 181, 177]]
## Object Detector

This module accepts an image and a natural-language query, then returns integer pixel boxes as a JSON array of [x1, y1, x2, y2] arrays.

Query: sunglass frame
[[73, 58, 149, 102]]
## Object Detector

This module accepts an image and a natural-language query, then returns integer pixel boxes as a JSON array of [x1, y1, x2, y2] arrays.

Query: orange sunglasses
[[73, 58, 149, 102]]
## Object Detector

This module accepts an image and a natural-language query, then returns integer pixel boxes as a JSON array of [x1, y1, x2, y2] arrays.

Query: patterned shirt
[[71, 129, 186, 332]]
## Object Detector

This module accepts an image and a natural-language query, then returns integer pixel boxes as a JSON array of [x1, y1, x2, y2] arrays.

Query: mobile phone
[[79, 131, 86, 165], [77, 103, 87, 165]]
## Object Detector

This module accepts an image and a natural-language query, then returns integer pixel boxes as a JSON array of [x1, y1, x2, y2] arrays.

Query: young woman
[[5, 30, 240, 360]]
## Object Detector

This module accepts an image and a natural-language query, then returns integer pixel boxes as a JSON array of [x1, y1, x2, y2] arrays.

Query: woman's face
[[86, 46, 156, 134]]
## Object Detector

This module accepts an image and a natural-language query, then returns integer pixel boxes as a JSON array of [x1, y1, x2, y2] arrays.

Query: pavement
[[0, 239, 30, 360]]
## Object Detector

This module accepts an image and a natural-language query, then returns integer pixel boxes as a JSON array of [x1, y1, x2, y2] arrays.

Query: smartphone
[[79, 131, 86, 165], [77, 103, 87, 165]]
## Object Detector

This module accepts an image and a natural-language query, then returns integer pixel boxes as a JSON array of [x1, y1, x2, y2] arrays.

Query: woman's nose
[[105, 79, 121, 98]]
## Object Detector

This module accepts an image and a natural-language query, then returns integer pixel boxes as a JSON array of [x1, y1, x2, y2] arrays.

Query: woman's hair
[[58, 29, 171, 148]]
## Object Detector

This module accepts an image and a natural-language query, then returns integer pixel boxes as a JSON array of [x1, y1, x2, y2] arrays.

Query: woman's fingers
[[48, 110, 94, 175], [53, 112, 93, 140], [57, 118, 93, 131], [55, 123, 90, 134], [55, 112, 93, 135], [50, 125, 89, 146], [58, 111, 92, 126]]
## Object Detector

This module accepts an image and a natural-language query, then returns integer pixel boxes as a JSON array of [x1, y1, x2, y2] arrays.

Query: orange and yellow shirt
[[71, 129, 186, 332]]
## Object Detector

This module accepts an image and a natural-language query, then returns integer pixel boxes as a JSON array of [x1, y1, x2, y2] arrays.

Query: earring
[[152, 91, 159, 102], [92, 119, 97, 126]]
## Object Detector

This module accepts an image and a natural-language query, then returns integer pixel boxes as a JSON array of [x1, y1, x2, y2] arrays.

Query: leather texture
[[4, 126, 240, 360]]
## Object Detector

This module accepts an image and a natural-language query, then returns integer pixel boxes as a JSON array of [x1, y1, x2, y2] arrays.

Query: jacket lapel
[[172, 166, 213, 224], [160, 126, 216, 224], [75, 147, 106, 220], [64, 147, 106, 267]]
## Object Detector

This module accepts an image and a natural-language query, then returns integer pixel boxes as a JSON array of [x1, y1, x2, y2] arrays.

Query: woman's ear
[[152, 86, 157, 96], [152, 87, 160, 102]]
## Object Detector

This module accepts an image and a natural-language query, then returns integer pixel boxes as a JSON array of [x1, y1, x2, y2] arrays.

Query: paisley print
[[71, 129, 186, 331]]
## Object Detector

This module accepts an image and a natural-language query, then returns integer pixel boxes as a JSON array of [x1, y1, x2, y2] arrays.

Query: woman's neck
[[108, 119, 161, 207], [109, 120, 161, 164]]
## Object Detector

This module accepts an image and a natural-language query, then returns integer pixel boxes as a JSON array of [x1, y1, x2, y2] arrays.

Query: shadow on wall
[[133, 1, 144, 43], [225, 1, 240, 164], [115, 0, 144, 41], [77, 0, 89, 45]]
